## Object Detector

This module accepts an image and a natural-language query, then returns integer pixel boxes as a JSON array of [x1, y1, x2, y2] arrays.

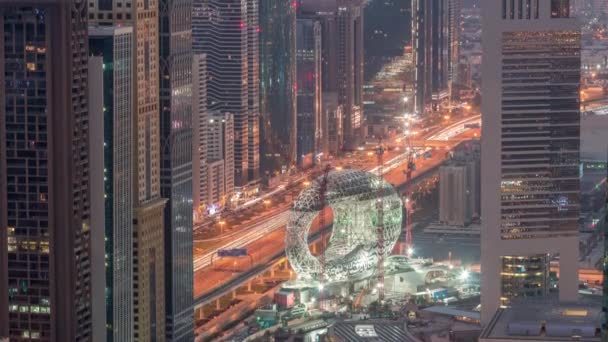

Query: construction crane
[[317, 163, 332, 310], [375, 140, 386, 302]]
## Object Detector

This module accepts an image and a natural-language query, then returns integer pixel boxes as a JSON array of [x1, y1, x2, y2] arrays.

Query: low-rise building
[[479, 302, 602, 341]]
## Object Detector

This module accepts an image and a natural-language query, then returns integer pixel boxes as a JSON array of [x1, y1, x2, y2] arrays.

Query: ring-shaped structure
[[286, 170, 403, 283]]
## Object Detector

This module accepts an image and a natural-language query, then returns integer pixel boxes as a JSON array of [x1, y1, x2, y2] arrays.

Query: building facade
[[439, 163, 476, 226], [259, 0, 297, 175], [298, 0, 364, 152], [413, 0, 450, 114], [481, 0, 581, 324], [88, 56, 107, 342], [193, 0, 260, 187], [296, 18, 322, 168], [207, 112, 235, 209], [158, 0, 195, 339], [0, 1, 93, 340], [193, 54, 208, 219], [89, 25, 134, 342], [447, 0, 462, 86], [88, 0, 167, 340]]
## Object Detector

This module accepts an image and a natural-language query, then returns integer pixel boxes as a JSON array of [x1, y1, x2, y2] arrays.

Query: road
[[193, 114, 482, 303]]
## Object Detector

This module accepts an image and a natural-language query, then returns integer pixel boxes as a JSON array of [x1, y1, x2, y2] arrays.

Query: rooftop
[[422, 306, 481, 321], [327, 320, 420, 342], [480, 301, 602, 342]]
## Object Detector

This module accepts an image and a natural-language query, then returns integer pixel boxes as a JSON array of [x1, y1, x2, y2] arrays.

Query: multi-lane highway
[[193, 114, 482, 306]]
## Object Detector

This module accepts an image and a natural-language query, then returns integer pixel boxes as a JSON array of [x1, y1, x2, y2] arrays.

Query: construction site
[[197, 159, 483, 342]]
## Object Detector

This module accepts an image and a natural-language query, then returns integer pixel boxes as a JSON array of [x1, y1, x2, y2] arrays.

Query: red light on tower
[[239, 22, 245, 29]]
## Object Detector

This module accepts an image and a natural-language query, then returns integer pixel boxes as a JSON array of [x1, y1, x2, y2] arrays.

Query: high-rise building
[[413, 0, 451, 113], [89, 25, 134, 342], [447, 0, 462, 85], [0, 2, 93, 340], [193, 54, 208, 220], [207, 112, 236, 208], [193, 0, 260, 187], [298, 0, 364, 151], [324, 94, 344, 156], [259, 0, 297, 175], [88, 0, 167, 340], [481, 0, 581, 324], [296, 18, 322, 168], [88, 56, 107, 342], [158, 0, 195, 339], [439, 162, 477, 226]]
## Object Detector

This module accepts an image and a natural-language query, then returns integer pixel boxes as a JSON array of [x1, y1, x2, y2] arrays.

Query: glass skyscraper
[[193, 0, 261, 187], [413, 0, 450, 114], [89, 25, 134, 342], [89, 0, 168, 340], [158, 0, 195, 340], [481, 0, 580, 324], [0, 1, 93, 340], [296, 18, 322, 167], [259, 0, 297, 175]]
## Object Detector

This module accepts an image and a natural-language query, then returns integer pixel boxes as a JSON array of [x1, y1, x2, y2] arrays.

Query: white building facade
[[481, 0, 581, 325]]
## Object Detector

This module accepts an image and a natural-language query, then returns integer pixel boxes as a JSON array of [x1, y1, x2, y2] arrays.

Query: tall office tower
[[88, 56, 107, 342], [259, 0, 297, 175], [158, 0, 194, 340], [447, 0, 462, 85], [298, 0, 364, 151], [88, 0, 167, 340], [247, 0, 261, 184], [481, 0, 581, 325], [296, 18, 322, 168], [193, 54, 208, 219], [413, 0, 450, 113], [439, 163, 476, 226], [193, 0, 260, 187], [0, 2, 93, 340], [603, 151, 608, 338], [207, 112, 235, 209], [89, 26, 134, 342]]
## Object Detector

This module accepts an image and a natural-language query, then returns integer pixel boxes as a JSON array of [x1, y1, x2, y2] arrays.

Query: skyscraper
[[259, 0, 297, 175], [296, 17, 322, 168], [481, 0, 581, 324], [89, 25, 134, 342], [447, 0, 462, 85], [413, 0, 450, 114], [0, 1, 92, 340], [89, 0, 167, 340], [207, 112, 235, 209], [193, 0, 261, 188], [88, 56, 107, 342], [158, 0, 194, 339], [193, 54, 208, 220], [298, 0, 364, 152]]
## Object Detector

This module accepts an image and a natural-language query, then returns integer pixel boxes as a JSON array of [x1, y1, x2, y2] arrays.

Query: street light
[[218, 220, 226, 233], [403, 96, 409, 103]]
